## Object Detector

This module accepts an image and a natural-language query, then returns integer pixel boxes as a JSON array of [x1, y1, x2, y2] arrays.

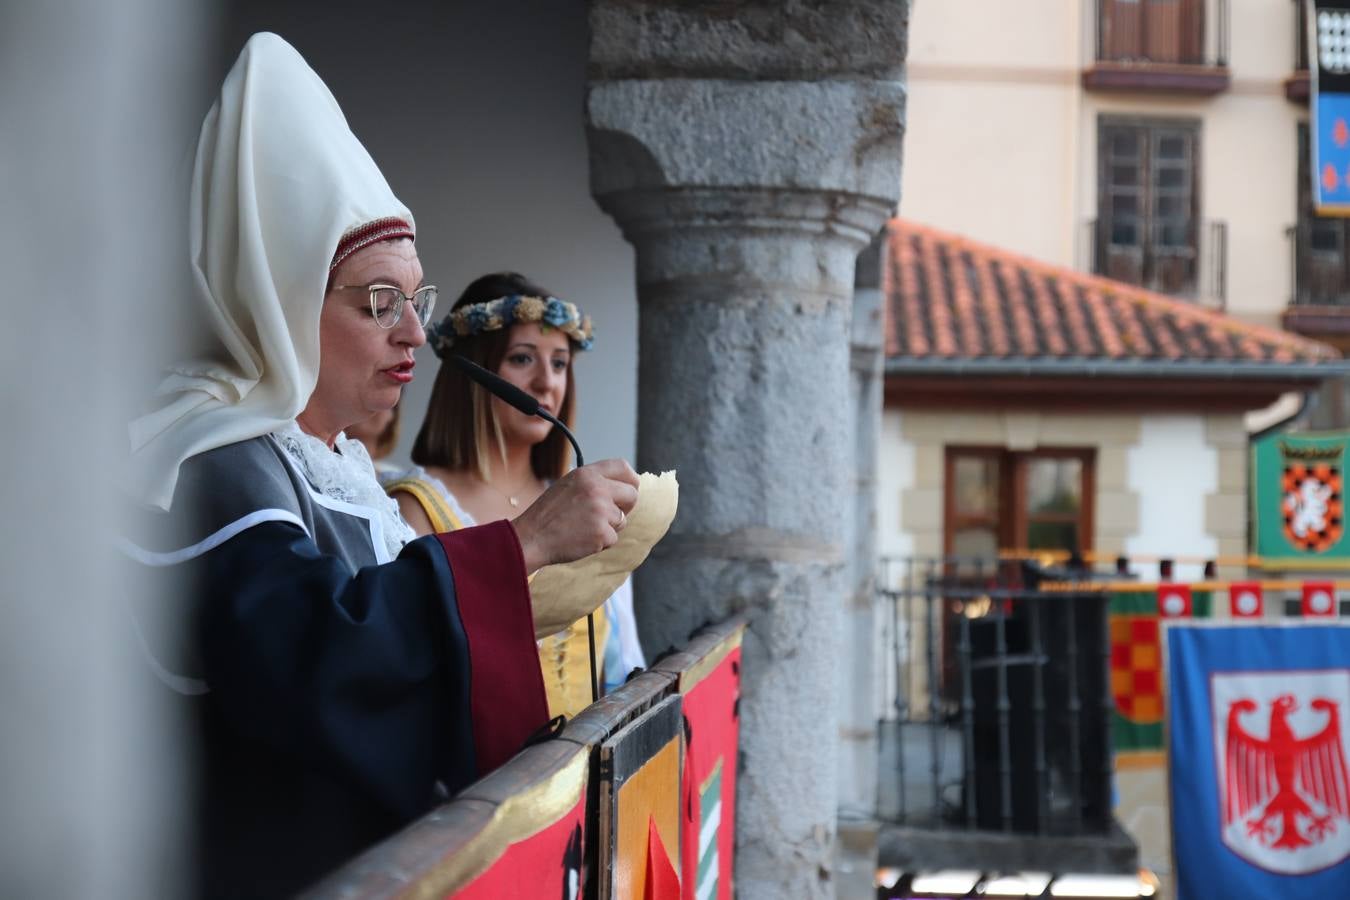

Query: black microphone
[[450, 355, 585, 468], [450, 353, 599, 704]]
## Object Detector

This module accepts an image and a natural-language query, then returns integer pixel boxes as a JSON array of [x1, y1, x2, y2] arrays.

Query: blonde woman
[[390, 272, 645, 717]]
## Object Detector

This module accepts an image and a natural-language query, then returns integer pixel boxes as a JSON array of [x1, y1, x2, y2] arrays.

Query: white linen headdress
[[129, 32, 414, 511]]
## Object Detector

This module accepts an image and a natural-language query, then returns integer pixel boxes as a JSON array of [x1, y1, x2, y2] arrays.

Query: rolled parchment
[[529, 470, 678, 637]]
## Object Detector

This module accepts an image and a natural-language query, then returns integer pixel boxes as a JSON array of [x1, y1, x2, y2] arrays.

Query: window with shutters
[[1084, 0, 1230, 93], [1292, 122, 1350, 307], [1095, 118, 1202, 297], [944, 449, 1096, 556], [1098, 0, 1206, 65]]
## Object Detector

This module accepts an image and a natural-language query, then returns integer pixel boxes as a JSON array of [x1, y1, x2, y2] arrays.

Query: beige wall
[[878, 407, 1247, 567], [902, 0, 1304, 327]]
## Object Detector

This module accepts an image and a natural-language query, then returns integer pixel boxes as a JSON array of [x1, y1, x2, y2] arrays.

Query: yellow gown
[[385, 472, 608, 720]]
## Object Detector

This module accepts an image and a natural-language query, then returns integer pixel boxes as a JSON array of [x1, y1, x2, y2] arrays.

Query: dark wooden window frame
[[943, 447, 1098, 555], [1095, 115, 1204, 299]]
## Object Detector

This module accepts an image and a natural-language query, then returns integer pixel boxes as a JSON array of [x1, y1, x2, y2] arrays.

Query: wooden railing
[[302, 616, 747, 900]]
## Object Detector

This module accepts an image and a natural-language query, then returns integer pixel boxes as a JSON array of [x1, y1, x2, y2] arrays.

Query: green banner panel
[[1252, 430, 1350, 564]]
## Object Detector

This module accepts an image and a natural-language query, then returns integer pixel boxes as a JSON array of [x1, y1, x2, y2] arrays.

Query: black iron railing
[[1082, 218, 1227, 308], [1090, 0, 1230, 67], [877, 557, 1117, 837], [1288, 221, 1350, 307]]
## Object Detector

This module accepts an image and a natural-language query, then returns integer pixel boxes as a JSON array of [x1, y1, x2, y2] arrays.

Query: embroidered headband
[[330, 216, 415, 273], [427, 294, 595, 357]]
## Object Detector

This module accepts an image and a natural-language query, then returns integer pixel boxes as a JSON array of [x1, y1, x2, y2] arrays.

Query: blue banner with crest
[[1169, 623, 1350, 899], [1311, 1, 1350, 213]]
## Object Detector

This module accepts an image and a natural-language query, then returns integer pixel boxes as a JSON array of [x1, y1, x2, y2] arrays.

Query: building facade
[[874, 218, 1342, 892], [877, 218, 1336, 570], [902, 0, 1320, 334]]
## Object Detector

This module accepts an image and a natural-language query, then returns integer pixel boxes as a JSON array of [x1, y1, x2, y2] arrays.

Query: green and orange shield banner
[[1253, 430, 1350, 564]]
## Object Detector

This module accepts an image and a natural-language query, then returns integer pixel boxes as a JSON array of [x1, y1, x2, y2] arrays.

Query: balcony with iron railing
[[1082, 0, 1231, 94], [874, 557, 1138, 876], [1283, 221, 1350, 338], [1081, 217, 1228, 309]]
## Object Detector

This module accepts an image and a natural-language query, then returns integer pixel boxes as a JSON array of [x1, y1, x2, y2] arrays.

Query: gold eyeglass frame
[[331, 282, 438, 329]]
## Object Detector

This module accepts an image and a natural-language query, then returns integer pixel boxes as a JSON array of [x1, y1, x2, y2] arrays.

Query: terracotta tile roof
[[883, 219, 1339, 368]]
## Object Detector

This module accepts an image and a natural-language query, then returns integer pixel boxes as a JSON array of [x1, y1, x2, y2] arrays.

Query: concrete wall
[[902, 0, 1303, 326], [1124, 415, 1219, 581], [877, 411, 918, 560], [901, 0, 1083, 266], [218, 0, 638, 466]]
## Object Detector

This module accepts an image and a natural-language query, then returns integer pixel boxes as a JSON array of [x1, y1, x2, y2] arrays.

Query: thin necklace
[[480, 474, 536, 509]]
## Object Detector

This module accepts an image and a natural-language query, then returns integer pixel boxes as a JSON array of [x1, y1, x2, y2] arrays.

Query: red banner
[[1302, 581, 1339, 617], [1229, 582, 1264, 619], [1158, 585, 1193, 618]]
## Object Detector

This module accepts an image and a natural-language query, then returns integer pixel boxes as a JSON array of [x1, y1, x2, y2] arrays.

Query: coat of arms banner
[[1168, 623, 1350, 899], [1309, 1, 1350, 214], [1252, 430, 1350, 564]]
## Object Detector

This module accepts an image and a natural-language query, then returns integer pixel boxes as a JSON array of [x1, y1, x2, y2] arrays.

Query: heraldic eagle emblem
[[1223, 694, 1350, 852]]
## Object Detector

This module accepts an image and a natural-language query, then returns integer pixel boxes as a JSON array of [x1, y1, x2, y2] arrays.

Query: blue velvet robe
[[123, 436, 547, 898]]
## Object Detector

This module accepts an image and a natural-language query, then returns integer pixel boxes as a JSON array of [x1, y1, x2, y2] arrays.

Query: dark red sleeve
[[436, 520, 549, 775]]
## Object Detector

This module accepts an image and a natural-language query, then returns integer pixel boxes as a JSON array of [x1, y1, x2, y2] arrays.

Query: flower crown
[[426, 294, 594, 357]]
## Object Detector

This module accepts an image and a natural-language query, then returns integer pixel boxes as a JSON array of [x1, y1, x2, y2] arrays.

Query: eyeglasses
[[331, 283, 438, 329]]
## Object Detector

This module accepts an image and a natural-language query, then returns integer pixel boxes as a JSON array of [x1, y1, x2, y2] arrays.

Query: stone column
[[585, 5, 907, 896], [835, 235, 887, 896], [839, 235, 885, 818]]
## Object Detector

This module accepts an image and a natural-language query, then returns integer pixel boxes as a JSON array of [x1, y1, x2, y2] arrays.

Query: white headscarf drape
[[129, 32, 413, 511]]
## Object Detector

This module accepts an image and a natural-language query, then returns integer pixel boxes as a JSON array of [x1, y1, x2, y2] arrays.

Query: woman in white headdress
[[123, 33, 637, 898]]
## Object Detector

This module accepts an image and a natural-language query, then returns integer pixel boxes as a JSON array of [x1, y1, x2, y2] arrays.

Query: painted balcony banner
[[1251, 430, 1350, 564], [1310, 1, 1350, 214], [1111, 589, 1212, 761], [1168, 623, 1350, 900]]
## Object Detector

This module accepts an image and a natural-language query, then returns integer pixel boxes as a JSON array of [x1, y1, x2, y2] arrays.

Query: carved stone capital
[[587, 78, 904, 230]]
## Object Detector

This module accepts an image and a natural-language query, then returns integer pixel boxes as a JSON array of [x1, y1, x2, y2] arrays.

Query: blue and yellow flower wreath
[[426, 294, 594, 358]]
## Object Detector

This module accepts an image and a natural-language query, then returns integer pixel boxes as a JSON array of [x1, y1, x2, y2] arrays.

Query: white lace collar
[[271, 420, 415, 561]]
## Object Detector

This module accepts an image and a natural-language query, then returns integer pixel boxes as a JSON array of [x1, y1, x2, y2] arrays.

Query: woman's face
[[492, 322, 571, 450], [305, 240, 425, 439]]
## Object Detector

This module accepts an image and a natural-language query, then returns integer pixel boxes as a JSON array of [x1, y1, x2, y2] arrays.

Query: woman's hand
[[512, 459, 640, 573]]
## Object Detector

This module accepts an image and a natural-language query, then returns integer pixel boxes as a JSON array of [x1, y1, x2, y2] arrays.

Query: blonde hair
[[411, 273, 577, 481]]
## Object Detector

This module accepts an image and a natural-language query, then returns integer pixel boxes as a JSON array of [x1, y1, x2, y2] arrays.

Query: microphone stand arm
[[535, 409, 598, 705], [448, 354, 599, 705], [537, 410, 584, 469]]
